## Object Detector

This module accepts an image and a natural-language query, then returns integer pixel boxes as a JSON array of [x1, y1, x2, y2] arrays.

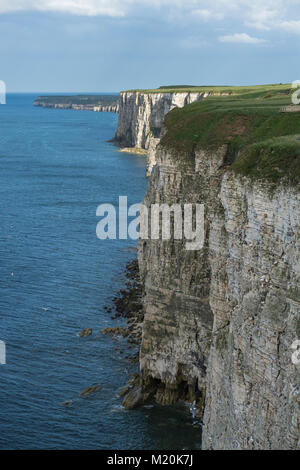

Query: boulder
[[79, 328, 92, 338]]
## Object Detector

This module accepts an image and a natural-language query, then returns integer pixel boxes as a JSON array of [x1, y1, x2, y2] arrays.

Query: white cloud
[[245, 7, 279, 30], [193, 9, 213, 21], [219, 33, 268, 44], [180, 36, 210, 48], [193, 9, 224, 21], [280, 20, 300, 34], [0, 0, 299, 42], [0, 0, 191, 17], [0, 0, 126, 17]]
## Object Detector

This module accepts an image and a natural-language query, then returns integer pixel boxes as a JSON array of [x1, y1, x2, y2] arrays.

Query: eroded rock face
[[94, 104, 119, 113], [114, 92, 209, 150], [138, 144, 227, 407], [203, 175, 300, 450], [146, 137, 160, 177], [116, 90, 300, 448], [138, 141, 300, 449]]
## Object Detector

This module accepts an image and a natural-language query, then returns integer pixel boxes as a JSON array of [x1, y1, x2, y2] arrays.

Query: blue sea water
[[0, 94, 202, 450]]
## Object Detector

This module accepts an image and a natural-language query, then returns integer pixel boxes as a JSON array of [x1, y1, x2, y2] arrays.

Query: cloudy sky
[[0, 0, 299, 92]]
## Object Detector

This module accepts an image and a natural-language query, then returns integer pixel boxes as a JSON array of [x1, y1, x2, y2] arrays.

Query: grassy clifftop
[[123, 83, 289, 95], [159, 84, 300, 186]]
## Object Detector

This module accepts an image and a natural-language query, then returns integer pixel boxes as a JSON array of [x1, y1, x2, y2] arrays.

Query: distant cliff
[[114, 91, 210, 150], [34, 94, 119, 113]]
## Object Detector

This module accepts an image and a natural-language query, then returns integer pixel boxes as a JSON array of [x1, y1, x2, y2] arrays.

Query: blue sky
[[1, 0, 300, 92]]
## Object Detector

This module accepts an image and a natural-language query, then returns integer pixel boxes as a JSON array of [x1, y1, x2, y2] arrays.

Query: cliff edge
[[114, 90, 210, 150]]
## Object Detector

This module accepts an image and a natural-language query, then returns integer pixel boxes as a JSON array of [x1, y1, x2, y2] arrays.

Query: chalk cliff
[[34, 96, 119, 113], [203, 175, 300, 449], [34, 102, 119, 113], [94, 104, 119, 113], [114, 91, 209, 150], [138, 144, 222, 408], [117, 88, 300, 449], [138, 142, 300, 449]]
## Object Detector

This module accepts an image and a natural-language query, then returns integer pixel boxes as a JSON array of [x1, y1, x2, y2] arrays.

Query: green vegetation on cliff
[[232, 135, 300, 186], [123, 83, 289, 95], [159, 84, 300, 185]]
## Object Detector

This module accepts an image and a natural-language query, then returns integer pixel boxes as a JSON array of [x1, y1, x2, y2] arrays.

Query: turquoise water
[[0, 94, 202, 449]]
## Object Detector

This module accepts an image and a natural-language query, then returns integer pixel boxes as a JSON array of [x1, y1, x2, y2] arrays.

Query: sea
[[0, 93, 202, 450]]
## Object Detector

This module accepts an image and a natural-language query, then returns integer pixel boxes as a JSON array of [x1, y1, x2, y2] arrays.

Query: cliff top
[[122, 83, 290, 95], [159, 85, 300, 186]]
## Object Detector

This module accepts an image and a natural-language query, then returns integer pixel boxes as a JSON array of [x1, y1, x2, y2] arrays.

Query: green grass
[[122, 83, 290, 95], [157, 85, 300, 186], [232, 135, 300, 186]]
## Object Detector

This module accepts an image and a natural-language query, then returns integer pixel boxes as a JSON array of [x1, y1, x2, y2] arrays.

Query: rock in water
[[79, 328, 92, 338], [122, 387, 144, 410], [80, 385, 101, 398], [101, 326, 129, 337], [118, 385, 131, 398]]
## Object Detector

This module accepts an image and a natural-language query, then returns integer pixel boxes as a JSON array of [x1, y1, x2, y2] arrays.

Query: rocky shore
[[103, 258, 205, 414], [102, 259, 146, 406]]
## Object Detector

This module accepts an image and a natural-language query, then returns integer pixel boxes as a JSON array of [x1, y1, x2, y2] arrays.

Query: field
[[123, 83, 290, 95]]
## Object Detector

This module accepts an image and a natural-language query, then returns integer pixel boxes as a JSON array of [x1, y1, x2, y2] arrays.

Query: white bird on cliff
[[190, 400, 197, 419]]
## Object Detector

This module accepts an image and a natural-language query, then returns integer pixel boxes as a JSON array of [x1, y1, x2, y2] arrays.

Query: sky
[[0, 0, 300, 92]]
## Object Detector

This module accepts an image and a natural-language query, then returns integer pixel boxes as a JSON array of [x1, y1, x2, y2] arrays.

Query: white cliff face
[[138, 145, 224, 406], [203, 175, 300, 450], [138, 142, 300, 449], [114, 92, 209, 150], [146, 137, 160, 176], [94, 104, 119, 113], [117, 90, 300, 448]]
